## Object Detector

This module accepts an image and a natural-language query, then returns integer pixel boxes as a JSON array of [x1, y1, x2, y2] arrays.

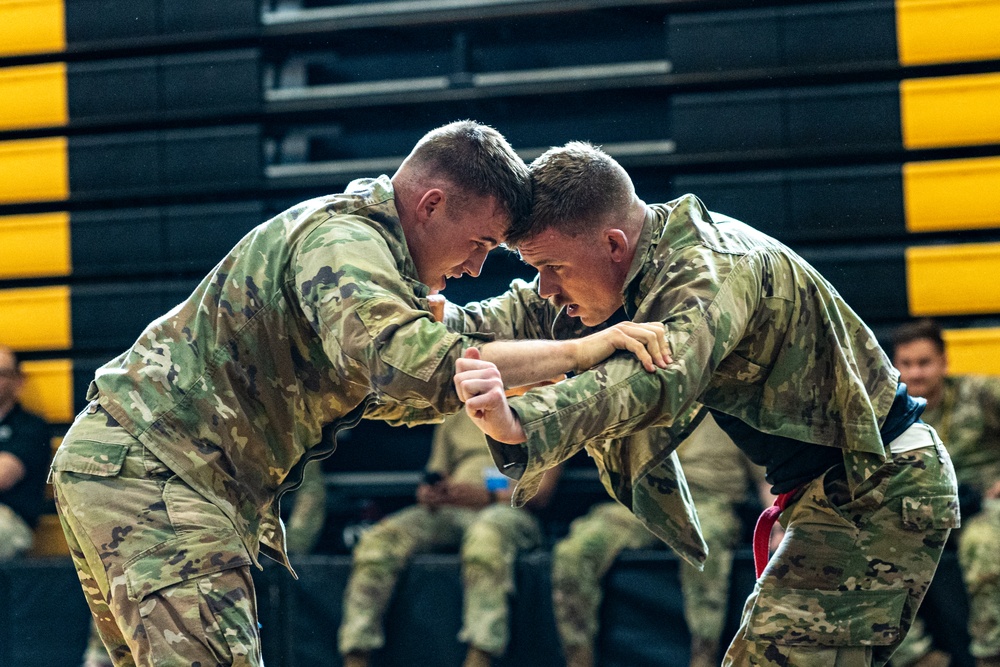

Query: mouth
[[565, 303, 580, 317]]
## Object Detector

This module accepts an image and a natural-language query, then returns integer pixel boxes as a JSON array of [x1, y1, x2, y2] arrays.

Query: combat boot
[[564, 645, 595, 667], [463, 646, 493, 667], [342, 651, 370, 667], [910, 650, 950, 667], [689, 636, 719, 667]]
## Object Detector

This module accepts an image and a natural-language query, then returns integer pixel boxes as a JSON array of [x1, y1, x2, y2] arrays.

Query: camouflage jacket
[[91, 176, 479, 570], [923, 375, 1000, 494], [445, 194, 899, 565]]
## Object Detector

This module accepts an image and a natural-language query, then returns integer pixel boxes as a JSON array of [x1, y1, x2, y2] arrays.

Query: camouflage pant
[[51, 408, 262, 667], [338, 502, 542, 656], [960, 499, 1000, 659], [284, 458, 327, 556], [550, 502, 660, 654], [680, 494, 743, 643], [0, 502, 33, 560], [724, 431, 958, 667]]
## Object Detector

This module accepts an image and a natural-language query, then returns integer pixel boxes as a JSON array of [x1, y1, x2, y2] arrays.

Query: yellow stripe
[[903, 156, 1000, 233], [19, 358, 73, 423], [0, 211, 71, 279], [0, 0, 65, 56], [943, 327, 1000, 375], [0, 62, 68, 131], [901, 72, 1000, 149], [896, 0, 1000, 66], [0, 285, 71, 350], [0, 136, 69, 204], [906, 243, 1000, 315]]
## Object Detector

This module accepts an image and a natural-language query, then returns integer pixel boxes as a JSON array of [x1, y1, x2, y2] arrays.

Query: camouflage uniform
[[339, 410, 542, 658], [0, 503, 33, 560], [894, 375, 1000, 663], [51, 177, 488, 666], [285, 459, 328, 555], [552, 411, 762, 663], [446, 194, 959, 666]]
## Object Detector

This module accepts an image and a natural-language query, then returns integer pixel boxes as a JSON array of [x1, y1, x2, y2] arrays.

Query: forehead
[[894, 338, 943, 359], [516, 228, 587, 265]]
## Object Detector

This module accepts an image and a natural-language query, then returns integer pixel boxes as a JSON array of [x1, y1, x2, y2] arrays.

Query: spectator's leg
[[960, 501, 1000, 665], [551, 502, 660, 667], [339, 504, 466, 663], [679, 496, 741, 667], [458, 504, 542, 665], [284, 459, 327, 556], [0, 502, 33, 560]]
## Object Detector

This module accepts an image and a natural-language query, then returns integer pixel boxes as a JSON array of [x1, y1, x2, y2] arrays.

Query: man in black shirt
[[0, 345, 50, 559]]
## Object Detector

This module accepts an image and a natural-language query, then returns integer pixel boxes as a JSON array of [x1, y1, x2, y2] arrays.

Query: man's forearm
[[479, 339, 579, 388]]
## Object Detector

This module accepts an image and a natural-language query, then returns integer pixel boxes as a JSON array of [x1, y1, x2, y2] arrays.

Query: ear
[[605, 229, 630, 262], [415, 189, 445, 224]]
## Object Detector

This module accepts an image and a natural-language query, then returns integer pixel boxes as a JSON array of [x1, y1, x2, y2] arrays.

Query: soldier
[[450, 141, 959, 667], [552, 411, 775, 667], [0, 345, 49, 561], [889, 319, 1000, 667], [50, 123, 671, 667], [339, 409, 558, 667]]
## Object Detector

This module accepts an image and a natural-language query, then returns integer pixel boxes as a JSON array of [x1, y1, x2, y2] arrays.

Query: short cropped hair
[[407, 120, 531, 232], [506, 141, 635, 246], [891, 319, 945, 355]]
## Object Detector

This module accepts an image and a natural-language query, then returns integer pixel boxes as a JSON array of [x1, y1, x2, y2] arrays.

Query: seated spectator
[[551, 411, 775, 667], [338, 409, 560, 667], [285, 458, 328, 556], [890, 319, 1000, 667], [0, 345, 50, 560]]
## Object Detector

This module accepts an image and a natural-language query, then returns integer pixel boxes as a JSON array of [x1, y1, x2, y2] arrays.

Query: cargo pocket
[[902, 495, 961, 531], [123, 532, 251, 603], [50, 441, 128, 478], [747, 588, 908, 647]]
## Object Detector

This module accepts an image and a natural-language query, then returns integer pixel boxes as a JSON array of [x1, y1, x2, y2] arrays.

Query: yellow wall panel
[[906, 243, 1000, 315], [0, 285, 71, 351], [903, 156, 1000, 233], [0, 62, 68, 131], [943, 327, 1000, 376], [0, 211, 71, 279], [896, 0, 1000, 66], [0, 137, 69, 204], [19, 358, 73, 423], [901, 72, 1000, 149], [0, 0, 65, 56]]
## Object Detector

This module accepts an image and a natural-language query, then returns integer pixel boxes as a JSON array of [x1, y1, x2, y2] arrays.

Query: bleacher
[[0, 0, 998, 664]]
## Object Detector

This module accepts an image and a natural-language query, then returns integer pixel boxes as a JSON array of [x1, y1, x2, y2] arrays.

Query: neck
[[923, 383, 945, 410], [0, 399, 14, 421]]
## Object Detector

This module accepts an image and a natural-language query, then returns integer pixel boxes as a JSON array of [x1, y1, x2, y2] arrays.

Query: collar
[[621, 205, 664, 318], [345, 176, 429, 299]]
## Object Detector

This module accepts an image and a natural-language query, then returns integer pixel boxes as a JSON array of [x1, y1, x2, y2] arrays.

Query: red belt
[[752, 490, 798, 578]]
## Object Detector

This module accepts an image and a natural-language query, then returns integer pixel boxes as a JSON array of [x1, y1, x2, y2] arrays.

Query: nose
[[537, 272, 559, 300], [464, 248, 489, 278]]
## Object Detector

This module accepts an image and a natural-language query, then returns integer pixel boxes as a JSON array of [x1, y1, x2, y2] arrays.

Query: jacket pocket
[[902, 495, 961, 531], [50, 441, 127, 477], [748, 588, 908, 646]]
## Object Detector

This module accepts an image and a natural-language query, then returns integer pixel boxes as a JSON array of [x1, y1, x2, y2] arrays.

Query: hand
[[985, 480, 1000, 500], [454, 348, 527, 444], [427, 293, 446, 323], [442, 482, 492, 509], [573, 321, 671, 373], [416, 482, 447, 509]]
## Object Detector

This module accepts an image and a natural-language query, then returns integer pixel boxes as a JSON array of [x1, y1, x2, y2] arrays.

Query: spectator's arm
[[0, 451, 26, 492]]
